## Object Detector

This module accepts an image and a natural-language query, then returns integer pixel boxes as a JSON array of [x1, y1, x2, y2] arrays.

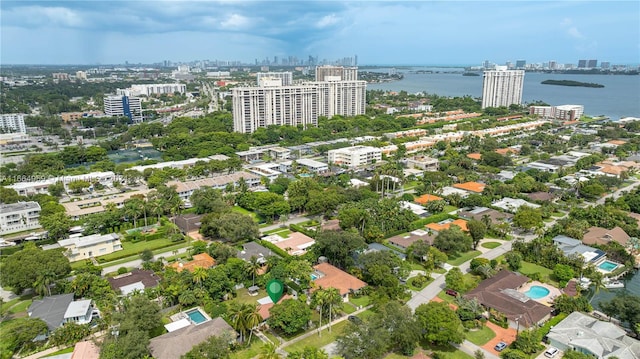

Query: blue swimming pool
[[598, 261, 618, 272], [524, 285, 550, 300], [186, 309, 208, 324], [310, 273, 319, 280]]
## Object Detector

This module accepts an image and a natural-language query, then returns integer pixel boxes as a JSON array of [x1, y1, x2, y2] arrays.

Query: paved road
[[0, 286, 18, 302], [101, 247, 190, 275], [456, 340, 500, 359], [596, 179, 640, 204], [259, 215, 311, 233]]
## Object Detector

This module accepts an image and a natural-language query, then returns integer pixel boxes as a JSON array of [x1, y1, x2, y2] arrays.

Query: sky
[[1, 1, 639, 66]]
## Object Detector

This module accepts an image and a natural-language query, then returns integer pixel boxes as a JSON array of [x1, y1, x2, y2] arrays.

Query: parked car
[[544, 347, 559, 358], [494, 342, 507, 352], [348, 315, 362, 325], [445, 289, 459, 297]]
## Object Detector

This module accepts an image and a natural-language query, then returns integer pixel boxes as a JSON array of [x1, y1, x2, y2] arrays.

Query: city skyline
[[1, 1, 639, 65]]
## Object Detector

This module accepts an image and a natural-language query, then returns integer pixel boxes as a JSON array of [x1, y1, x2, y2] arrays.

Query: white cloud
[[220, 13, 250, 29], [560, 17, 572, 26], [316, 14, 339, 28], [567, 26, 584, 39]]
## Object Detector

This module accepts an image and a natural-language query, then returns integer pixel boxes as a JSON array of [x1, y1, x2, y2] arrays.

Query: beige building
[[328, 145, 382, 168], [62, 189, 151, 220], [481, 66, 524, 109], [58, 233, 122, 262], [315, 66, 358, 81]]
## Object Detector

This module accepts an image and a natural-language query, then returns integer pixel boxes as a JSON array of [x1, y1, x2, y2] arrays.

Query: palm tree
[[311, 289, 328, 336], [244, 304, 262, 344], [229, 302, 249, 343], [258, 342, 281, 359], [324, 287, 343, 333], [149, 198, 165, 224], [246, 256, 262, 286], [192, 267, 208, 288]]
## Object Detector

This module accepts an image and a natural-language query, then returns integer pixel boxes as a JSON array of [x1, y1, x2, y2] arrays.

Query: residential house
[[169, 253, 216, 273], [28, 294, 97, 332], [464, 270, 552, 328], [400, 201, 429, 217], [458, 207, 513, 226], [452, 181, 486, 194], [57, 233, 122, 262], [362, 243, 407, 260], [311, 262, 367, 302], [466, 153, 482, 161], [262, 232, 315, 256], [414, 194, 444, 206], [148, 317, 237, 359], [320, 219, 341, 231], [439, 186, 471, 198], [492, 197, 540, 213], [425, 218, 468, 234], [547, 312, 640, 359], [237, 241, 277, 265], [405, 156, 439, 171], [388, 229, 436, 250], [62, 189, 152, 220], [526, 192, 557, 203], [174, 214, 204, 237], [552, 235, 606, 265], [107, 269, 161, 295], [582, 226, 630, 247]]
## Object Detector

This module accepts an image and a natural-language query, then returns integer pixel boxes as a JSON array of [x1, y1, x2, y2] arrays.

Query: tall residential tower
[[481, 66, 524, 109]]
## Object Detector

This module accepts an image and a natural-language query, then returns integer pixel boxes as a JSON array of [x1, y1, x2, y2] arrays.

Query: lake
[[367, 67, 640, 120]]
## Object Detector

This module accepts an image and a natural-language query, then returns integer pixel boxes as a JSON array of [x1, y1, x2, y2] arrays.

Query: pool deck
[[519, 281, 561, 306], [169, 306, 212, 325], [596, 259, 623, 274]]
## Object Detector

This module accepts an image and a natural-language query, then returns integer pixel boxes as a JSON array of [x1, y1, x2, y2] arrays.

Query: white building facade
[[257, 72, 293, 86], [104, 95, 143, 122], [0, 113, 27, 134], [58, 233, 123, 262], [481, 67, 525, 108], [0, 201, 41, 235], [232, 85, 319, 134], [315, 66, 358, 81], [129, 84, 187, 96], [529, 104, 584, 121], [315, 80, 367, 118], [328, 145, 382, 168]]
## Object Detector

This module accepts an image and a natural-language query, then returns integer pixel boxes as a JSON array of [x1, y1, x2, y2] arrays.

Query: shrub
[[117, 267, 128, 275]]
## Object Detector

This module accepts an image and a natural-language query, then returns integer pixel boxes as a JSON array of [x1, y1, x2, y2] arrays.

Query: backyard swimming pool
[[598, 261, 619, 272], [524, 285, 550, 300], [186, 308, 208, 324]]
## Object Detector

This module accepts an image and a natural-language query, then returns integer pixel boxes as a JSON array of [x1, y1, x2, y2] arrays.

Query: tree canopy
[[0, 243, 71, 294]]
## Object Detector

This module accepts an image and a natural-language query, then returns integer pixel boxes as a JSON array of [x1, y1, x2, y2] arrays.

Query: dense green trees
[[445, 267, 466, 292], [415, 301, 464, 346], [434, 226, 472, 255], [338, 198, 418, 242], [0, 243, 71, 294], [312, 230, 367, 269], [200, 212, 259, 243], [0, 318, 48, 357], [599, 294, 640, 334], [182, 334, 233, 359], [268, 299, 312, 335], [513, 206, 543, 230], [467, 219, 487, 249]]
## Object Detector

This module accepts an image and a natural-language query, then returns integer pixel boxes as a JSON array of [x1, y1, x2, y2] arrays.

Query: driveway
[[482, 321, 518, 356]]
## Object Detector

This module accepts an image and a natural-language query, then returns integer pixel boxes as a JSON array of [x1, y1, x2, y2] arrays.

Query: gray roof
[[148, 317, 237, 359], [365, 243, 407, 260], [0, 201, 40, 212], [547, 312, 640, 359], [552, 235, 606, 263], [28, 293, 74, 331], [237, 241, 278, 263]]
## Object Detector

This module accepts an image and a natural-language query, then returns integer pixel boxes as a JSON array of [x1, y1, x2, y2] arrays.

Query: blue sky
[[1, 1, 639, 65]]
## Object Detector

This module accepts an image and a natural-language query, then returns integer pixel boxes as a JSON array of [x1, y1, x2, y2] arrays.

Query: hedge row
[[289, 224, 317, 238], [257, 239, 290, 258]]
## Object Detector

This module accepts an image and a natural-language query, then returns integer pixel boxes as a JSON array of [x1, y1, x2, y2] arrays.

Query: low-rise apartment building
[[327, 145, 382, 168], [0, 201, 41, 235]]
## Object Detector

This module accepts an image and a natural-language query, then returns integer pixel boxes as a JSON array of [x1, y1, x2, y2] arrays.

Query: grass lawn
[[229, 338, 263, 359], [8, 299, 32, 314], [543, 218, 554, 223], [91, 241, 191, 269], [343, 304, 357, 314], [551, 212, 564, 218], [481, 242, 501, 249], [433, 268, 447, 274], [284, 320, 349, 353], [98, 237, 179, 262], [263, 228, 291, 238], [407, 261, 426, 271], [443, 205, 458, 214], [43, 347, 75, 357], [233, 287, 267, 305], [423, 343, 474, 359], [447, 250, 482, 266], [465, 325, 496, 346], [0, 298, 20, 314], [437, 290, 457, 303], [350, 295, 370, 308], [519, 261, 556, 285], [231, 206, 259, 221]]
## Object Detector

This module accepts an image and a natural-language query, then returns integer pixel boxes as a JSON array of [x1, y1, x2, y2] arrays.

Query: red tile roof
[[311, 262, 367, 296]]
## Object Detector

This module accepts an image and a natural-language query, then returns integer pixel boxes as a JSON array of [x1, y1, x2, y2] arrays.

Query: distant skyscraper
[[315, 66, 358, 81], [578, 60, 587, 68], [587, 59, 598, 68], [483, 60, 491, 69], [515, 60, 526, 69], [256, 72, 293, 86], [601, 62, 610, 69], [548, 61, 557, 70], [481, 66, 524, 109]]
